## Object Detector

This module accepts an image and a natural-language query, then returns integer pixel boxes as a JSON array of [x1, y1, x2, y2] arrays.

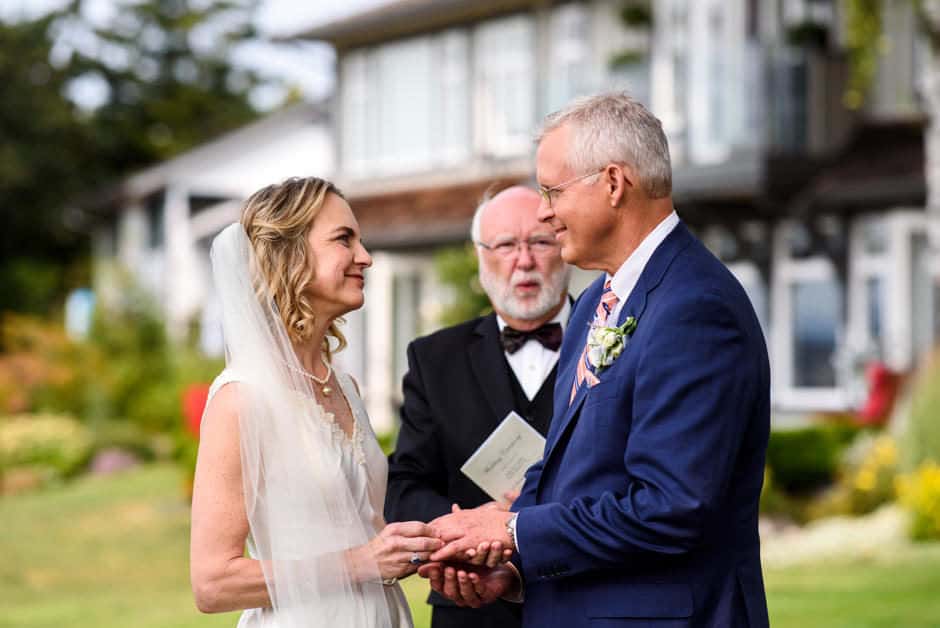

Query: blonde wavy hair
[[240, 176, 348, 359]]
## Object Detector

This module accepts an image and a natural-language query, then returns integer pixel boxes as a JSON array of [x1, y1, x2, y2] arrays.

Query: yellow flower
[[855, 468, 876, 493]]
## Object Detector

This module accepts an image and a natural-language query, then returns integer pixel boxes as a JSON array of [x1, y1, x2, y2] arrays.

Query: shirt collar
[[607, 210, 680, 304]]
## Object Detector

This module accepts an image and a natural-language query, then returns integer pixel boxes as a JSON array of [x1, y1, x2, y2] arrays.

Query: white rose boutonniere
[[586, 316, 638, 375]]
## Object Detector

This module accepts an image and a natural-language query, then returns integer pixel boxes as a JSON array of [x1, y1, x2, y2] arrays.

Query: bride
[[189, 177, 442, 627]]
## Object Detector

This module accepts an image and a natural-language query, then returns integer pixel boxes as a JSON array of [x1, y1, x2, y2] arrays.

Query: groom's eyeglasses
[[475, 235, 559, 258], [537, 168, 603, 208]]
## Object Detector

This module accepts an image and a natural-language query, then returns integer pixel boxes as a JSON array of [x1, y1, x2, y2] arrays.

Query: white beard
[[480, 265, 571, 321]]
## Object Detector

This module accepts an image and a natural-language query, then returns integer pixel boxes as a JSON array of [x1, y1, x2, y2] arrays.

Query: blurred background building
[[84, 0, 935, 432]]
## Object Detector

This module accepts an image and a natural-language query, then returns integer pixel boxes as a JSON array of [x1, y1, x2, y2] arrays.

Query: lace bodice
[[205, 368, 409, 628]]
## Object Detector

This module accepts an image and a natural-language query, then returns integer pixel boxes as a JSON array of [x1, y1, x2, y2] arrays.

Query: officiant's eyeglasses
[[537, 168, 603, 208], [475, 235, 559, 257]]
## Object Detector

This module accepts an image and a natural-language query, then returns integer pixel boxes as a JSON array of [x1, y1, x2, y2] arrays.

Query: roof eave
[[282, 0, 543, 50]]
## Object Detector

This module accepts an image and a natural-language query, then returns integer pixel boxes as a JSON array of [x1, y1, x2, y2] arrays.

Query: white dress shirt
[[606, 211, 679, 324], [496, 299, 571, 400]]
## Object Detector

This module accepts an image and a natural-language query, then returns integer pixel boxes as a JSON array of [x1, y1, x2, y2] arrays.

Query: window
[[189, 195, 229, 217], [865, 276, 884, 353], [434, 29, 471, 166], [392, 273, 422, 391], [145, 191, 165, 249], [545, 3, 592, 113], [340, 31, 471, 176], [473, 15, 536, 158], [707, 5, 725, 147], [773, 222, 846, 409], [340, 51, 373, 176], [791, 278, 841, 389], [911, 232, 935, 364], [377, 37, 434, 171], [687, 0, 735, 163]]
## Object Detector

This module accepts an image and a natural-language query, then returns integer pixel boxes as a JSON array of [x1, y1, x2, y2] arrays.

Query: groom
[[423, 92, 771, 627]]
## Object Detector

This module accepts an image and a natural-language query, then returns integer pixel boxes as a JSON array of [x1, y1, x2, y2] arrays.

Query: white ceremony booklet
[[460, 411, 547, 501]]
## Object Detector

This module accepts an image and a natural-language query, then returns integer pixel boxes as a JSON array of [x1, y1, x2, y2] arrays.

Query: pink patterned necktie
[[570, 280, 620, 404]]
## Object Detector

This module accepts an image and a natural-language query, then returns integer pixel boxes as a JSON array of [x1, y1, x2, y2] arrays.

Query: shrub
[[765, 422, 858, 494], [0, 314, 91, 416], [760, 467, 795, 517], [0, 413, 93, 483], [434, 243, 491, 327], [841, 433, 898, 514], [88, 419, 163, 462], [901, 351, 940, 471], [897, 462, 940, 541]]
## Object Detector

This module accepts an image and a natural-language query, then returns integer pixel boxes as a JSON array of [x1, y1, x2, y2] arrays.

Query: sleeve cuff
[[500, 561, 525, 603]]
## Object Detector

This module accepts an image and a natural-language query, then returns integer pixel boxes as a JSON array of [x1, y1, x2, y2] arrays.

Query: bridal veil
[[210, 223, 394, 627]]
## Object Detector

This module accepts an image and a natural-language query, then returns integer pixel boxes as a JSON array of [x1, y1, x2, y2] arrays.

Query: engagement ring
[[409, 553, 424, 565]]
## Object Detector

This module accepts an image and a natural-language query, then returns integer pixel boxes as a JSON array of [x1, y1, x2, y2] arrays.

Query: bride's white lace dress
[[207, 368, 413, 628]]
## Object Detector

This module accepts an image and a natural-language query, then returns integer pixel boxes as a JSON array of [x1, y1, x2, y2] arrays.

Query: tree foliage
[[843, 0, 885, 109], [56, 0, 262, 169], [0, 1, 263, 314], [434, 244, 492, 327]]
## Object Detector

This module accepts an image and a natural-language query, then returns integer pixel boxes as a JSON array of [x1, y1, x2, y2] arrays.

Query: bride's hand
[[368, 521, 443, 581], [463, 540, 513, 568]]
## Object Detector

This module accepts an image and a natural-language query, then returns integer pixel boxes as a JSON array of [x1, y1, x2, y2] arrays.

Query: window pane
[[146, 192, 165, 249], [437, 30, 470, 165], [865, 275, 884, 355], [474, 15, 536, 156], [546, 4, 592, 112], [911, 232, 933, 362], [377, 37, 434, 169], [861, 217, 888, 254], [792, 279, 840, 388], [341, 52, 371, 175], [707, 5, 725, 146], [393, 274, 422, 389]]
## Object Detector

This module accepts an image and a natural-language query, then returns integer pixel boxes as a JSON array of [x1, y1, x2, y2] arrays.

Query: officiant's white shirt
[[496, 299, 571, 400]]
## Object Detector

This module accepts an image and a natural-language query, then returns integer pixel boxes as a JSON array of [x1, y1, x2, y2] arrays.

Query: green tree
[[0, 1, 266, 315], [434, 244, 492, 327], [57, 0, 263, 172], [0, 15, 99, 313]]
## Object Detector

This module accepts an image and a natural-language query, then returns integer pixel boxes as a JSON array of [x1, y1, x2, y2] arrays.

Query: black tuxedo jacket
[[385, 313, 556, 628]]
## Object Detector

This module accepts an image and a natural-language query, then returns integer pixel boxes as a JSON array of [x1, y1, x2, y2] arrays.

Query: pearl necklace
[[287, 353, 333, 396]]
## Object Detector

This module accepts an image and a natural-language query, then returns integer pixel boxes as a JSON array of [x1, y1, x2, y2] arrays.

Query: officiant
[[385, 185, 571, 628]]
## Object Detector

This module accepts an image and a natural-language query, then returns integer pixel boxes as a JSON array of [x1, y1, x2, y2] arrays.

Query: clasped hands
[[418, 496, 522, 607]]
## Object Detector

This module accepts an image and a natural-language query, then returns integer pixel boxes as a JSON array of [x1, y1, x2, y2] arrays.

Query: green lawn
[[2, 464, 939, 627]]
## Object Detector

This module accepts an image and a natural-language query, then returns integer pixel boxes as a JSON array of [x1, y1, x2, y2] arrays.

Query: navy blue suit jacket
[[512, 222, 770, 628]]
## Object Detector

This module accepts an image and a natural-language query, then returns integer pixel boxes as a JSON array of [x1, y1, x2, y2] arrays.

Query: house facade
[[289, 0, 937, 428], [89, 0, 938, 435]]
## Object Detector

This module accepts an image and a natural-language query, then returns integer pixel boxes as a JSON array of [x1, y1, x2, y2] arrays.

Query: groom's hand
[[428, 504, 514, 562], [418, 561, 519, 608]]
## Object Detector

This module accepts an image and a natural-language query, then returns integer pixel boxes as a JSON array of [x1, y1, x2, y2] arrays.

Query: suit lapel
[[468, 314, 516, 424], [613, 221, 694, 328], [543, 276, 605, 457], [541, 222, 695, 467]]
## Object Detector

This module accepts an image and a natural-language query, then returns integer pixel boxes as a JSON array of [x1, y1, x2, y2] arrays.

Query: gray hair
[[469, 193, 491, 244], [537, 91, 672, 199]]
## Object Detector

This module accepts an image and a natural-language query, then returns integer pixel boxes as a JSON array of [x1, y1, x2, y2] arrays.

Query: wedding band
[[409, 553, 424, 565]]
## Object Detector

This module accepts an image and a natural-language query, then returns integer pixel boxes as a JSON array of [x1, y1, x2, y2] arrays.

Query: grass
[[765, 545, 940, 628], [0, 464, 432, 628], [2, 464, 940, 627]]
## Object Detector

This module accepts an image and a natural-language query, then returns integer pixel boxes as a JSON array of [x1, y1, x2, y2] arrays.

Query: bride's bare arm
[[190, 383, 270, 613], [190, 383, 444, 614]]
